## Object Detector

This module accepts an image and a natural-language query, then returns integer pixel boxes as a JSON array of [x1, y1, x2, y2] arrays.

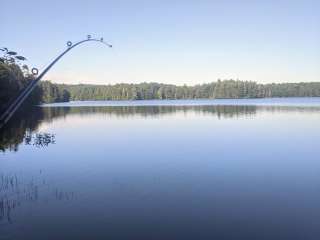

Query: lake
[[1, 98, 320, 239]]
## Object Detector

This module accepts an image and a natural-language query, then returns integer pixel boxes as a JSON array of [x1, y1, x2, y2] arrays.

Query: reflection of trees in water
[[1, 103, 320, 152], [0, 105, 56, 152], [24, 132, 55, 148], [40, 104, 320, 119], [0, 171, 75, 224], [43, 105, 258, 119]]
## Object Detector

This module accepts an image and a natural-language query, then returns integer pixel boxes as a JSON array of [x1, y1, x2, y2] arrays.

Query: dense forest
[[1, 48, 320, 107], [52, 80, 320, 102], [0, 48, 68, 111]]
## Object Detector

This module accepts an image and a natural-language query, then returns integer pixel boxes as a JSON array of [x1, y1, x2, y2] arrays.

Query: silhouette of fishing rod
[[0, 35, 112, 128]]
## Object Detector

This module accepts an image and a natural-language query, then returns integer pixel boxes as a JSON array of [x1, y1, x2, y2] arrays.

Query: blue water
[[1, 98, 320, 239]]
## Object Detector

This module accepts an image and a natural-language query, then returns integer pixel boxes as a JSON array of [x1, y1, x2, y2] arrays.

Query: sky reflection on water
[[1, 99, 320, 240]]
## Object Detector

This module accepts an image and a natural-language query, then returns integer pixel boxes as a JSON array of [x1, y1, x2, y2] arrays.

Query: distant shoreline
[[40, 80, 320, 104]]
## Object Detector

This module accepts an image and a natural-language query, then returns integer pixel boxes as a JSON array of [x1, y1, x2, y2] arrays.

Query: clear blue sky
[[2, 0, 319, 85]]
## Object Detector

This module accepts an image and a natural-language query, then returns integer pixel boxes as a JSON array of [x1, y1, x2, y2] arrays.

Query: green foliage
[[0, 62, 25, 109], [0, 48, 29, 73], [38, 81, 70, 103], [0, 48, 31, 109], [56, 80, 320, 101], [15, 56, 27, 61], [6, 51, 17, 56]]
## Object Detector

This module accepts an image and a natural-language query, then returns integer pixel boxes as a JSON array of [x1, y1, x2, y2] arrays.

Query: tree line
[[52, 80, 320, 102], [1, 48, 320, 106], [0, 48, 68, 111]]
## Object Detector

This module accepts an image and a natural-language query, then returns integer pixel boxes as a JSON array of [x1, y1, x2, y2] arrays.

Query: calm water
[[1, 98, 320, 240]]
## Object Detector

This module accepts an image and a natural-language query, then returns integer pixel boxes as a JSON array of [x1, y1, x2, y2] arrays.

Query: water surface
[[1, 98, 320, 239]]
